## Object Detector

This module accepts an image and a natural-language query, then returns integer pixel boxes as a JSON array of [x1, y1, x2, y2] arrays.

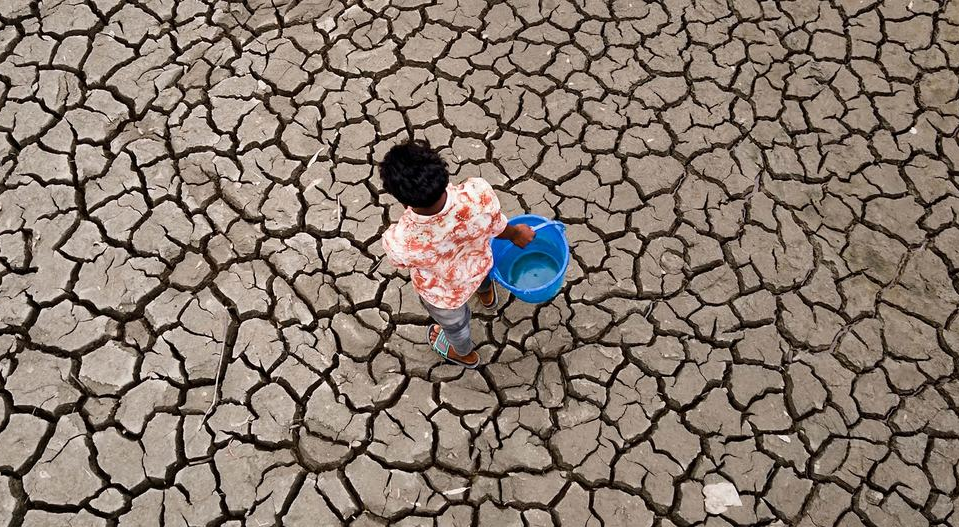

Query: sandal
[[427, 324, 480, 369], [477, 282, 498, 309]]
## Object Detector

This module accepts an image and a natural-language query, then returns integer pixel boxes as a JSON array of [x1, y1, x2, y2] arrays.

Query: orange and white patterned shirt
[[382, 178, 508, 309]]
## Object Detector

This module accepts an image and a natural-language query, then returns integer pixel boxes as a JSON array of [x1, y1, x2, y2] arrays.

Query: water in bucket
[[509, 251, 560, 290]]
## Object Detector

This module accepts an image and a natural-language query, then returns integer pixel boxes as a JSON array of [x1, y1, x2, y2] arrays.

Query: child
[[379, 140, 534, 368]]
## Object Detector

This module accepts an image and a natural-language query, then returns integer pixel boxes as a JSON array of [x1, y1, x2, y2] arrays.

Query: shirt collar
[[407, 186, 454, 222]]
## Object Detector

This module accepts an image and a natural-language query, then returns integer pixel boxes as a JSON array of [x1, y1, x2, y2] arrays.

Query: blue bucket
[[490, 215, 570, 304]]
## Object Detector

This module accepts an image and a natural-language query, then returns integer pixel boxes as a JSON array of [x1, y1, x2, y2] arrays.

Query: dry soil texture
[[2, 0, 959, 526]]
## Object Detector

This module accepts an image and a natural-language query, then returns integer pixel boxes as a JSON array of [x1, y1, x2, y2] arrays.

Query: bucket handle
[[531, 220, 565, 233]]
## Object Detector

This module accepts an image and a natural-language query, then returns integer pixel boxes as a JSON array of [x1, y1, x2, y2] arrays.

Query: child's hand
[[509, 224, 535, 248]]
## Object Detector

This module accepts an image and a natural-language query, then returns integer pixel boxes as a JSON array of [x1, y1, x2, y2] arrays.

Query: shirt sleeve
[[490, 210, 508, 237], [381, 228, 408, 269], [472, 178, 508, 237]]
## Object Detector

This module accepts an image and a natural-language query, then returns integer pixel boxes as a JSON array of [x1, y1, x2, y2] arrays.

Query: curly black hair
[[378, 140, 449, 208]]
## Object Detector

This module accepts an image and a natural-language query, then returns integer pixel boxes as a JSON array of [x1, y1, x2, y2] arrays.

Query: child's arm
[[496, 224, 535, 248]]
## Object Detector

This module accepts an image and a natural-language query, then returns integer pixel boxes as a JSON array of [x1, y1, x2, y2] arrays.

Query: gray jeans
[[420, 276, 492, 356]]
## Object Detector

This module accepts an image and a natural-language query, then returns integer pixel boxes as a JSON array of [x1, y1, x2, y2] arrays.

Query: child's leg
[[476, 275, 492, 294], [475, 274, 497, 309], [420, 299, 475, 356]]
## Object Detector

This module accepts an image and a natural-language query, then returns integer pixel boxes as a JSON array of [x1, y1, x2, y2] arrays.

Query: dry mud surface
[[1, 0, 959, 526]]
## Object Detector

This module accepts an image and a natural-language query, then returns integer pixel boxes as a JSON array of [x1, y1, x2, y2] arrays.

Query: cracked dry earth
[[1, 0, 959, 526]]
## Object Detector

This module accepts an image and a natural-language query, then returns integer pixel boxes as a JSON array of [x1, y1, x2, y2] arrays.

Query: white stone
[[703, 481, 742, 515]]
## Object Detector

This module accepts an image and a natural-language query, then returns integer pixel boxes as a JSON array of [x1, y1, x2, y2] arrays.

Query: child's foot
[[428, 324, 480, 368], [476, 283, 497, 309]]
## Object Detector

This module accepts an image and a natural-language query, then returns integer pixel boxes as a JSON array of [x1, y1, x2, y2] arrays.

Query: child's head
[[379, 140, 449, 208]]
